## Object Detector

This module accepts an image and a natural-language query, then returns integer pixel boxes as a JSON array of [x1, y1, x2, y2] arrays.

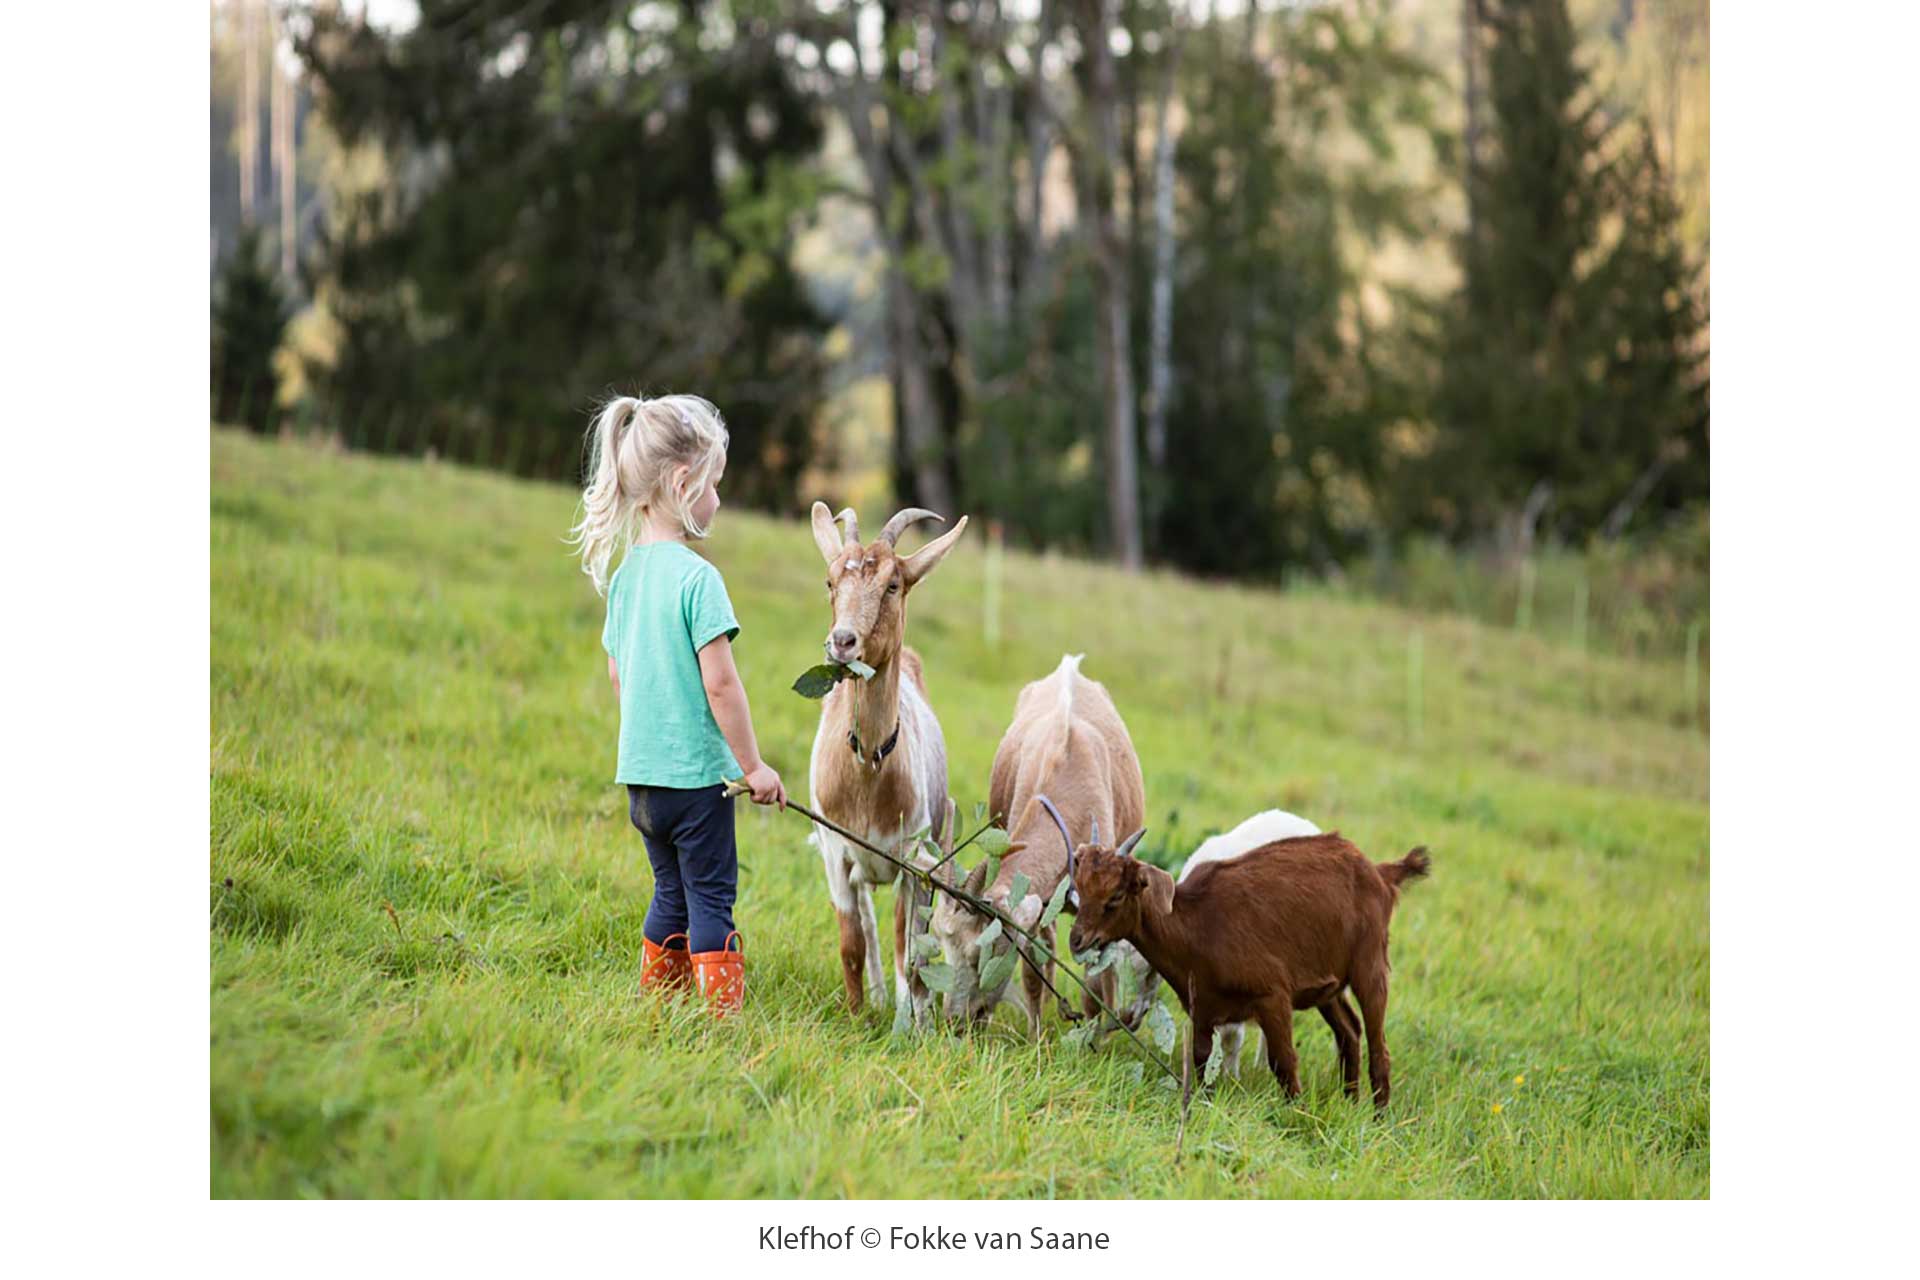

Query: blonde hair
[[569, 393, 730, 594]]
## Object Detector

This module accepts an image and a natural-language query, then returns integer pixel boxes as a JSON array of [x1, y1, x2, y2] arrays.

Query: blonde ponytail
[[568, 393, 730, 594]]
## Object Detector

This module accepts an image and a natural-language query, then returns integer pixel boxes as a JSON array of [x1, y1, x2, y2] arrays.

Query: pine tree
[[1589, 124, 1709, 537], [211, 223, 289, 433], [1429, 0, 1708, 544]]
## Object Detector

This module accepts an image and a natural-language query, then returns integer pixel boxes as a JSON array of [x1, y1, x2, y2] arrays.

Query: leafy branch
[[725, 780, 1183, 1089], [791, 658, 877, 699]]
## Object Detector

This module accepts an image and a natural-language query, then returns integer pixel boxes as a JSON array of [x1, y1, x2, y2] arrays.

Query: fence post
[[1407, 627, 1424, 746], [1684, 618, 1703, 731], [984, 519, 1004, 650], [1572, 572, 1589, 655]]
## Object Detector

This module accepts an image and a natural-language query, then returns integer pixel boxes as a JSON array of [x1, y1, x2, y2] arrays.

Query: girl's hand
[[743, 763, 787, 810]]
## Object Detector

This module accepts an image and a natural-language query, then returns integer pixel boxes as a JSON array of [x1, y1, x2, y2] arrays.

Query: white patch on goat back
[[1177, 809, 1323, 882]]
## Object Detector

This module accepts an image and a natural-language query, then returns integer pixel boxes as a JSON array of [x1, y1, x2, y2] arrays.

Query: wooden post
[[1684, 619, 1703, 730], [1407, 628, 1424, 746], [984, 519, 1004, 650], [1572, 572, 1589, 655]]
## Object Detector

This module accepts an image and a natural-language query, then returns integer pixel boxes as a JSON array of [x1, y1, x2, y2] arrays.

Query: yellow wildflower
[[1514, 1074, 1526, 1086], [1490, 1102, 1503, 1115]]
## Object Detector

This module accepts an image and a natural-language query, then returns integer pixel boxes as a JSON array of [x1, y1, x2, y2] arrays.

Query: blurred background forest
[[210, 0, 1708, 655]]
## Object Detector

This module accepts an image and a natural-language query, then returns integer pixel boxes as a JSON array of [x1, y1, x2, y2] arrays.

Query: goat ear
[[1139, 864, 1175, 916], [900, 514, 969, 587], [963, 858, 990, 897], [811, 501, 844, 566]]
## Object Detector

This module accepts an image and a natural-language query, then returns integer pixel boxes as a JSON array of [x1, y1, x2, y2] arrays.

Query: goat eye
[[886, 581, 899, 594]]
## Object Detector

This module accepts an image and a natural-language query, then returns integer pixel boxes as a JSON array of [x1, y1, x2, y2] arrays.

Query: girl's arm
[[697, 636, 786, 808], [608, 655, 620, 699]]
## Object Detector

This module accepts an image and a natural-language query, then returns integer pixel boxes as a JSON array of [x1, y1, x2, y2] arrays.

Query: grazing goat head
[[810, 503, 968, 667], [1064, 830, 1155, 958], [929, 844, 1041, 1023]]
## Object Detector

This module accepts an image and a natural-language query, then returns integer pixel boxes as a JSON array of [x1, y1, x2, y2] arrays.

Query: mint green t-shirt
[[601, 542, 743, 787]]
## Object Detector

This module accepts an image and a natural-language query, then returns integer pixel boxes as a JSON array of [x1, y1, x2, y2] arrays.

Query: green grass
[[211, 429, 1708, 1198]]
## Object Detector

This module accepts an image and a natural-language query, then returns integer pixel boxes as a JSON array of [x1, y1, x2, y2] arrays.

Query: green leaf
[[916, 962, 956, 994], [976, 919, 1003, 952], [844, 658, 877, 680], [1202, 1037, 1226, 1086], [1126, 1061, 1146, 1086], [977, 949, 1016, 992], [791, 664, 844, 699], [1007, 872, 1030, 908], [910, 932, 942, 961], [1066, 1020, 1099, 1050], [1144, 1002, 1178, 1056], [973, 828, 1012, 857], [1038, 877, 1071, 929]]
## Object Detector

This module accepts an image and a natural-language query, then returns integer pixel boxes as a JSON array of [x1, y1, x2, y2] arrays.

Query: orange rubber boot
[[639, 933, 692, 996], [690, 931, 745, 1017]]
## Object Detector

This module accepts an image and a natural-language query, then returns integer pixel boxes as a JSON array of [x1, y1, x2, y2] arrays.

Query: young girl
[[571, 393, 786, 1017]]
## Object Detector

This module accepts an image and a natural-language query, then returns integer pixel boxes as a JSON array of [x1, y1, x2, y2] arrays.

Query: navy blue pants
[[629, 783, 737, 954]]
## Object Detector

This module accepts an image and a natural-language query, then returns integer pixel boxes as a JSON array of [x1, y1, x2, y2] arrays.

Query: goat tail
[[1379, 846, 1432, 889]]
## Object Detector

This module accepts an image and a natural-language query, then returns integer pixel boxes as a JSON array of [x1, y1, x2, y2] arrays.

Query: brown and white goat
[[1067, 830, 1430, 1106], [929, 653, 1146, 1035], [807, 503, 968, 1026]]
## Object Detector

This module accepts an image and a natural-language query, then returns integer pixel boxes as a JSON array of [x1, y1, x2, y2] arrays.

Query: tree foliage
[[212, 223, 290, 432], [295, 0, 832, 497], [1423, 0, 1708, 545], [271, 0, 1708, 576]]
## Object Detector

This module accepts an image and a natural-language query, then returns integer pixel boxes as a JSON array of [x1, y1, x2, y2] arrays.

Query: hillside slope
[[211, 430, 1707, 1197]]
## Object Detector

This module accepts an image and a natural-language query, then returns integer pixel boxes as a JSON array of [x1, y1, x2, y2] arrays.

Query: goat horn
[[835, 507, 859, 545], [1116, 828, 1147, 859], [1037, 794, 1075, 871], [878, 507, 944, 547]]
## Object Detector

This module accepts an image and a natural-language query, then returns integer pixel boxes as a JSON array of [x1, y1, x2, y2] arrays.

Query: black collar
[[848, 722, 900, 768]]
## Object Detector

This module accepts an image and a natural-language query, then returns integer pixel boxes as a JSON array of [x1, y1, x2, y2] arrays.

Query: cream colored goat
[[930, 653, 1146, 1035], [806, 503, 967, 1027]]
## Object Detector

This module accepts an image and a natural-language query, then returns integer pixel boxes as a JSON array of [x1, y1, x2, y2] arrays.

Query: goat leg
[[1256, 999, 1303, 1099], [1319, 994, 1363, 1100]]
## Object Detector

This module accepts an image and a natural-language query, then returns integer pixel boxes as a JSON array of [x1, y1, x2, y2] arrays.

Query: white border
[[15, 0, 1920, 1267]]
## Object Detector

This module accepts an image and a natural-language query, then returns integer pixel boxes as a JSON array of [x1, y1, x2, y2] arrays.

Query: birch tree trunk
[[271, 19, 296, 282], [1078, 0, 1143, 569], [1462, 0, 1482, 244], [1144, 12, 1185, 470], [240, 0, 260, 220], [834, 6, 957, 516]]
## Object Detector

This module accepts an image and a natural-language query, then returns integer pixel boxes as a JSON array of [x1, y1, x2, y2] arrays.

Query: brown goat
[[1067, 833, 1430, 1106]]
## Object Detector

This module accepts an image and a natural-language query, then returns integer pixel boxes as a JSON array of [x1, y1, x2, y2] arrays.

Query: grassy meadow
[[210, 429, 1709, 1198]]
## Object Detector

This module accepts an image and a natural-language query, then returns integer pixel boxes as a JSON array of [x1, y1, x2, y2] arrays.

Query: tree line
[[212, 0, 1708, 580]]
